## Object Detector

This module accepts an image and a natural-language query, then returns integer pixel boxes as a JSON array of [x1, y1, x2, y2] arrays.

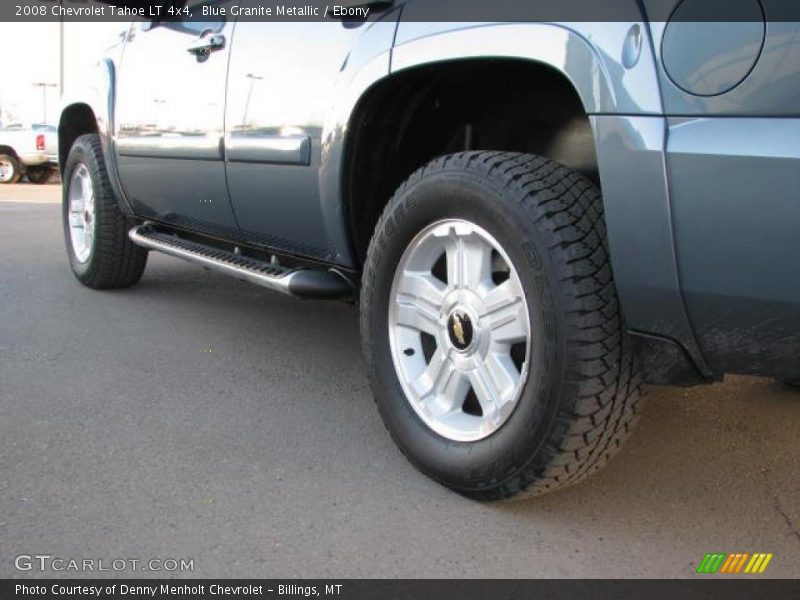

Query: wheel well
[[58, 103, 99, 172], [344, 59, 598, 264], [0, 145, 19, 160]]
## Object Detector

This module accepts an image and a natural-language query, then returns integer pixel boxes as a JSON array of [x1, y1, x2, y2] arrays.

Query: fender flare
[[331, 22, 711, 378], [390, 22, 662, 115], [59, 58, 133, 214]]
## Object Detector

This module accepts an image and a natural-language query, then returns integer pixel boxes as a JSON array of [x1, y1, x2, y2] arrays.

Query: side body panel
[[314, 8, 404, 264], [665, 118, 800, 379], [644, 0, 800, 116], [115, 14, 240, 239], [590, 115, 710, 377], [224, 12, 399, 263], [641, 1, 800, 378]]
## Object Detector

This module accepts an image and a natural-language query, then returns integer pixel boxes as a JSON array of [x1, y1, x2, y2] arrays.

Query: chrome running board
[[129, 225, 352, 300]]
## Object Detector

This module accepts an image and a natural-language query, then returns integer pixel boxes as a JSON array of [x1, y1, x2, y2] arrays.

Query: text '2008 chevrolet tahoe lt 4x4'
[[58, 0, 800, 500]]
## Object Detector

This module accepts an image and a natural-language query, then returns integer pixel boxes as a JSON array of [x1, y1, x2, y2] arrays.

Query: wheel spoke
[[85, 190, 95, 215], [396, 272, 446, 309], [483, 280, 528, 344], [69, 212, 84, 228], [446, 234, 492, 290], [435, 368, 471, 416], [84, 224, 95, 251], [468, 362, 504, 424], [394, 301, 439, 335], [394, 272, 445, 335], [413, 350, 470, 418], [469, 352, 520, 425], [70, 198, 85, 213], [484, 352, 521, 398]]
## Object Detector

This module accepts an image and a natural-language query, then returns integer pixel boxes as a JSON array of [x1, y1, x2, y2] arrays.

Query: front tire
[[62, 134, 148, 289], [361, 152, 644, 500], [0, 153, 22, 184]]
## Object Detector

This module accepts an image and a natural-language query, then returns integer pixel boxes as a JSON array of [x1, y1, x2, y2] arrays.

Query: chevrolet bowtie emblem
[[452, 314, 467, 346], [448, 311, 473, 351]]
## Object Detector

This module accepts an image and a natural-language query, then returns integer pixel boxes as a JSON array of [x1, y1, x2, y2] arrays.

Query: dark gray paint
[[224, 15, 399, 263], [225, 152, 333, 261], [645, 0, 800, 115], [591, 115, 711, 376], [120, 157, 240, 236], [115, 17, 239, 235], [666, 117, 800, 378], [661, 1, 765, 97]]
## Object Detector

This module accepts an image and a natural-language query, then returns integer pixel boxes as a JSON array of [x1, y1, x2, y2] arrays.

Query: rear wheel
[[0, 153, 22, 184], [361, 152, 644, 500], [62, 134, 148, 289], [26, 165, 53, 184]]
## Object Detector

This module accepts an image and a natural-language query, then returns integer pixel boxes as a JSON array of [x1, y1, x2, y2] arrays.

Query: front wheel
[[0, 153, 22, 184], [361, 152, 644, 500], [62, 134, 148, 289]]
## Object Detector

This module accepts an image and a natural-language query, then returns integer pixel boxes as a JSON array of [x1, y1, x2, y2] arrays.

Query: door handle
[[187, 34, 226, 59]]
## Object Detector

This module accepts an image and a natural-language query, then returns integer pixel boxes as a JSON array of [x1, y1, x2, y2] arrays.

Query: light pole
[[243, 73, 264, 128], [32, 82, 58, 125], [60, 14, 65, 98]]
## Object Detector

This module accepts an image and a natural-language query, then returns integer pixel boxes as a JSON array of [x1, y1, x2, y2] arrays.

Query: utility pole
[[32, 83, 58, 125]]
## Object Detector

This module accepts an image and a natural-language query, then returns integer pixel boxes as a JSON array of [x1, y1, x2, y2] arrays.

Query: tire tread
[[64, 134, 147, 289], [362, 151, 644, 500]]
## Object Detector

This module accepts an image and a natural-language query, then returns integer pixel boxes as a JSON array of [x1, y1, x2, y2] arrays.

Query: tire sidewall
[[363, 169, 567, 492]]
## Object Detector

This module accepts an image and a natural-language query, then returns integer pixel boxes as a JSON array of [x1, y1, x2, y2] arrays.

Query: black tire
[[26, 165, 53, 184], [781, 380, 800, 390], [361, 152, 644, 500], [62, 134, 148, 289], [0, 153, 22, 184]]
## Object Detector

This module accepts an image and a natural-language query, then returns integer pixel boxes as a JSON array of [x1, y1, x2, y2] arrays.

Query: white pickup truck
[[0, 124, 58, 184]]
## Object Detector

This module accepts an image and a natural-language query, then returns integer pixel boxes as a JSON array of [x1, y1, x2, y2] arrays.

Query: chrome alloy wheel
[[67, 164, 96, 264], [0, 157, 15, 183], [388, 219, 531, 442]]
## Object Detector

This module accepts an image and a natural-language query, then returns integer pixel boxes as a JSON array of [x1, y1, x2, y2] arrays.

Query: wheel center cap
[[447, 309, 475, 352]]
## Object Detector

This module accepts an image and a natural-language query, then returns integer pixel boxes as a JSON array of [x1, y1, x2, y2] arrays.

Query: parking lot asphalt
[[1, 183, 798, 579]]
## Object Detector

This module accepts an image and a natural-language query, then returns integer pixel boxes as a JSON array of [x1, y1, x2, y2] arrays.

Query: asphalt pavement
[[1, 184, 798, 579]]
